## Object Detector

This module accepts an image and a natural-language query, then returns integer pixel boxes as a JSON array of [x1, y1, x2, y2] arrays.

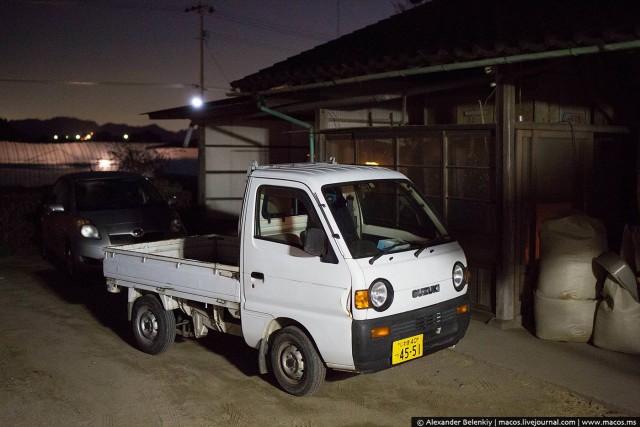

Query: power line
[[204, 39, 231, 84], [212, 11, 331, 42], [0, 77, 228, 91], [6, 0, 332, 41]]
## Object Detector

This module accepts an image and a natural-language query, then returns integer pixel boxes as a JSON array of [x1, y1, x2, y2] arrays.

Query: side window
[[255, 186, 319, 248], [51, 180, 70, 210]]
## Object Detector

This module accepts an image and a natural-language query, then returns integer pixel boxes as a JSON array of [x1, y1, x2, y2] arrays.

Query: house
[[147, 0, 640, 324]]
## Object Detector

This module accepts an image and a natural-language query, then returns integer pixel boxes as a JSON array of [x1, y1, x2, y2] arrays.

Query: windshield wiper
[[369, 241, 410, 265], [414, 235, 449, 258]]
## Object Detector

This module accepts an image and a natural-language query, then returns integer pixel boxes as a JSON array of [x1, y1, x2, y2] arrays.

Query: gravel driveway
[[0, 251, 626, 426]]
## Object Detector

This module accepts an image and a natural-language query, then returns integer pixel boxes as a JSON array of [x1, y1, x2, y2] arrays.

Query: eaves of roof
[[146, 96, 259, 122], [231, 0, 640, 93]]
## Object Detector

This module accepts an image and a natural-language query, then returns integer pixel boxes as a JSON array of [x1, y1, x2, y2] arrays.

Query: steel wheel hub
[[280, 344, 304, 381], [139, 310, 158, 340]]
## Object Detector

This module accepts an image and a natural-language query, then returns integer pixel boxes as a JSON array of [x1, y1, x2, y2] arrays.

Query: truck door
[[241, 180, 353, 368]]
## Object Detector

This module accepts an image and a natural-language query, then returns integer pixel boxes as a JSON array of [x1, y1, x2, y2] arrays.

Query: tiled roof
[[231, 0, 640, 93]]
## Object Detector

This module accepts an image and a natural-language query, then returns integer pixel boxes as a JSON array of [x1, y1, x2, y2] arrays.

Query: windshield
[[75, 178, 165, 211], [322, 180, 450, 259]]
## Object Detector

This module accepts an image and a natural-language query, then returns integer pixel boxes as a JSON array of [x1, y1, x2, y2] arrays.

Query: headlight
[[369, 279, 394, 312], [452, 262, 468, 292], [80, 224, 100, 239], [170, 218, 184, 233]]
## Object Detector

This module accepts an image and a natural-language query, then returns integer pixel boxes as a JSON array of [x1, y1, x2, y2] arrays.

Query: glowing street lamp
[[191, 96, 203, 108]]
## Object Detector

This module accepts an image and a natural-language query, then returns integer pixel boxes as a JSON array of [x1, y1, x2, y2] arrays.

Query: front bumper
[[352, 294, 469, 373]]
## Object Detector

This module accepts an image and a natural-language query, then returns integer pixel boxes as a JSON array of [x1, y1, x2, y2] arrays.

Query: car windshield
[[322, 180, 450, 260], [75, 178, 165, 211]]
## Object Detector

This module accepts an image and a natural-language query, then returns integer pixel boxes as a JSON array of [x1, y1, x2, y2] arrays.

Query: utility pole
[[185, 3, 214, 99]]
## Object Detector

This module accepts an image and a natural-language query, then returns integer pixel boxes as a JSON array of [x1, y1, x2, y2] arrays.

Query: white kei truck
[[103, 162, 470, 396]]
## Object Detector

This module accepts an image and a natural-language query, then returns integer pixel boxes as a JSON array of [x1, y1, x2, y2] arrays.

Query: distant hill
[[0, 117, 196, 145]]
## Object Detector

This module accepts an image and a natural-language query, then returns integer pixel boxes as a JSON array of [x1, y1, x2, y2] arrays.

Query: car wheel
[[132, 295, 176, 355], [270, 326, 326, 396], [65, 244, 77, 278]]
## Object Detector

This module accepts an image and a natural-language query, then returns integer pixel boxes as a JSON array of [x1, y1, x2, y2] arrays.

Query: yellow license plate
[[391, 334, 424, 365]]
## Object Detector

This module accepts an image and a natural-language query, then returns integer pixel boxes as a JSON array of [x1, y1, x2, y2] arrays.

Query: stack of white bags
[[535, 215, 607, 342], [535, 215, 640, 354]]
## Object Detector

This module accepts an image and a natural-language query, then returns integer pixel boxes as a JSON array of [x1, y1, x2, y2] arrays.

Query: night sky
[[1, 0, 397, 132]]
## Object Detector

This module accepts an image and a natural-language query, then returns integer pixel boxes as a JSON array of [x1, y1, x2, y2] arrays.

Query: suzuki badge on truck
[[103, 162, 470, 396]]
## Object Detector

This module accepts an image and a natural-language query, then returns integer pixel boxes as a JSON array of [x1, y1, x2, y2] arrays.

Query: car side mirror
[[303, 227, 326, 256], [47, 203, 65, 213]]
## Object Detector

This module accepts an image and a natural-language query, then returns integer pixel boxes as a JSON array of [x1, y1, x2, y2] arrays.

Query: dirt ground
[[0, 251, 628, 427]]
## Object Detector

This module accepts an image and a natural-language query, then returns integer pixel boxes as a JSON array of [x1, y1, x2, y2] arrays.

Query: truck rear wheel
[[132, 295, 176, 355], [270, 326, 326, 396]]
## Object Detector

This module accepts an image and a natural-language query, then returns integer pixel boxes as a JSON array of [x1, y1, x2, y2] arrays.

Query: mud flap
[[258, 338, 269, 374]]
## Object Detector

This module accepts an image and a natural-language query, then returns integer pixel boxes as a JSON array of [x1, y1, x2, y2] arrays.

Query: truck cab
[[240, 163, 469, 395]]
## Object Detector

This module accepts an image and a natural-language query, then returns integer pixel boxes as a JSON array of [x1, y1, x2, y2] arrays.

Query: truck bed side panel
[[103, 235, 241, 303]]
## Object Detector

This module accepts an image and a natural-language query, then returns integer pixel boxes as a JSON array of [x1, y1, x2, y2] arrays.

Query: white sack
[[537, 256, 597, 299], [537, 215, 607, 299], [593, 278, 640, 354], [539, 215, 608, 258], [534, 290, 597, 342]]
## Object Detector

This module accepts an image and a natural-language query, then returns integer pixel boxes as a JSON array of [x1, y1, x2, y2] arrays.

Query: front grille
[[109, 232, 165, 245], [390, 306, 457, 336]]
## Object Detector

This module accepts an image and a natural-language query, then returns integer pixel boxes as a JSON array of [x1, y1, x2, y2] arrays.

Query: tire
[[65, 244, 77, 279], [270, 326, 326, 396], [132, 295, 176, 355]]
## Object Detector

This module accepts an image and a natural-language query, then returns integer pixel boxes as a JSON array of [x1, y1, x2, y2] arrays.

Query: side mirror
[[303, 227, 326, 257], [47, 203, 65, 213]]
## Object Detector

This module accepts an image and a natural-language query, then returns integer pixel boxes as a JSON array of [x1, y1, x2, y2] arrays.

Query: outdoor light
[[191, 96, 203, 108], [97, 159, 112, 169], [53, 135, 59, 140], [123, 134, 129, 140]]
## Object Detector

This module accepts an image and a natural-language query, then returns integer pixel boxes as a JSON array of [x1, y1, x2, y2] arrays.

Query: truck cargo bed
[[103, 234, 241, 304]]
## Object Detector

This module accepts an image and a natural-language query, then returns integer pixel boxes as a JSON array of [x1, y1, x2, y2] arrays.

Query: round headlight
[[452, 262, 467, 292], [80, 224, 100, 239], [369, 279, 394, 312]]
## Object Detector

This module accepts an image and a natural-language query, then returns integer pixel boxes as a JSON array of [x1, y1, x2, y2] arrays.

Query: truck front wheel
[[270, 326, 326, 396], [132, 295, 176, 355]]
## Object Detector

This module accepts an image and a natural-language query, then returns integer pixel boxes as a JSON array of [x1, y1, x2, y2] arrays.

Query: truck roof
[[249, 163, 407, 187]]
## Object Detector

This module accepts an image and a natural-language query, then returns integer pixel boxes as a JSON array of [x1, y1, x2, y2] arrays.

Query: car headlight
[[170, 218, 184, 233], [369, 279, 394, 312], [79, 223, 100, 239], [452, 262, 468, 292]]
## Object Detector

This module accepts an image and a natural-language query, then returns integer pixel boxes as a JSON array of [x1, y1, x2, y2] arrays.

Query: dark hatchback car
[[40, 171, 186, 277]]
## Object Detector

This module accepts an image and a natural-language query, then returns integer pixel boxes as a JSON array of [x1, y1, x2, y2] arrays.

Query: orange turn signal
[[456, 304, 469, 315], [370, 326, 390, 339], [354, 290, 370, 309]]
